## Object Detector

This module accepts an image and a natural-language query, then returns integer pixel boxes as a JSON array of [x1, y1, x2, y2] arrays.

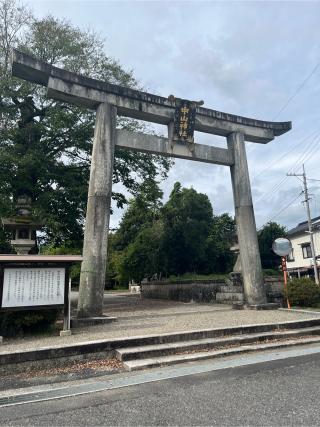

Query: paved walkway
[[1, 292, 320, 353]]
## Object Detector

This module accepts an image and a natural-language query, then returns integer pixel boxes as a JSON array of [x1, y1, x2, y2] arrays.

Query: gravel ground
[[70, 292, 230, 318], [1, 294, 320, 354]]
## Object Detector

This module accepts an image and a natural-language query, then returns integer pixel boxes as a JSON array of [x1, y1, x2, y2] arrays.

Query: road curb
[[279, 308, 320, 315]]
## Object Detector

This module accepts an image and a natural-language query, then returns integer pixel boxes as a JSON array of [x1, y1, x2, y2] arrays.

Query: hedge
[[0, 309, 60, 337], [286, 278, 320, 307]]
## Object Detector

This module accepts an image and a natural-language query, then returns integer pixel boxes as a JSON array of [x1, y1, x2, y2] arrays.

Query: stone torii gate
[[11, 50, 291, 318]]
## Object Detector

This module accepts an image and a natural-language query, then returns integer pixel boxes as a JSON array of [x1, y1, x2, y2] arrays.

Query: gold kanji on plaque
[[173, 99, 197, 143]]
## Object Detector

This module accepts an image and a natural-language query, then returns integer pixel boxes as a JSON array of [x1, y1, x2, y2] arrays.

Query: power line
[[269, 191, 303, 222], [254, 60, 320, 232], [253, 60, 320, 183], [257, 191, 303, 231], [275, 130, 320, 177], [289, 134, 320, 173], [256, 130, 320, 196], [255, 138, 320, 231], [251, 128, 320, 182], [253, 131, 320, 204], [272, 60, 320, 121]]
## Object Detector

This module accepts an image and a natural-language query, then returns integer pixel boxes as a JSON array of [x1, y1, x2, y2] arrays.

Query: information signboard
[[1, 267, 65, 308]]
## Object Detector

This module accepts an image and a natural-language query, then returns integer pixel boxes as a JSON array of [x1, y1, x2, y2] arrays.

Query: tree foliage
[[112, 179, 163, 251], [258, 221, 287, 269], [117, 221, 164, 284], [108, 179, 163, 285], [161, 182, 213, 275], [109, 182, 236, 285], [0, 0, 171, 250], [206, 213, 236, 274]]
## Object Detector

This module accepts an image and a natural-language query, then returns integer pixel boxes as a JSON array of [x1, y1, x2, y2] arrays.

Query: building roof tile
[[287, 216, 320, 236]]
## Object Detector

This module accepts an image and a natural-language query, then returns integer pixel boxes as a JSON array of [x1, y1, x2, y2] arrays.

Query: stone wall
[[265, 277, 284, 305], [141, 280, 225, 303], [141, 277, 284, 305]]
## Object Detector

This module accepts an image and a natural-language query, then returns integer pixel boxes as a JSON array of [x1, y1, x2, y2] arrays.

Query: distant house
[[286, 216, 320, 278]]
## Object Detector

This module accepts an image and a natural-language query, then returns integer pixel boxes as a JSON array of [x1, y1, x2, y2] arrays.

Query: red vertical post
[[281, 256, 291, 309]]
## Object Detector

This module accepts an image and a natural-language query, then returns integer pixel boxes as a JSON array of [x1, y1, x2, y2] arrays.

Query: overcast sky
[[25, 0, 320, 230]]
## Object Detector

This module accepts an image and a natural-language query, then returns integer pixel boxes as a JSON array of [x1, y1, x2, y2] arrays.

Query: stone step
[[116, 326, 320, 362], [219, 285, 244, 293], [3, 319, 320, 373], [216, 292, 244, 302], [123, 335, 320, 371]]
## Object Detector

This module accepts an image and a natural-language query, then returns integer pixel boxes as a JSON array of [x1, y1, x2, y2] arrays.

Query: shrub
[[0, 309, 60, 337], [286, 278, 320, 307]]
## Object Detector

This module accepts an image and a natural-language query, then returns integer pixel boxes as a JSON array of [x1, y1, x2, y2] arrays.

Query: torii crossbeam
[[11, 49, 291, 317]]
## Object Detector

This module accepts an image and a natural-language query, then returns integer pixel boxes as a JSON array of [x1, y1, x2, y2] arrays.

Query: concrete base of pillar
[[60, 330, 72, 337], [71, 316, 117, 328], [232, 303, 281, 310]]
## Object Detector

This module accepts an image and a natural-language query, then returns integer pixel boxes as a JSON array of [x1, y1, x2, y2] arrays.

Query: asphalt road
[[1, 352, 320, 426]]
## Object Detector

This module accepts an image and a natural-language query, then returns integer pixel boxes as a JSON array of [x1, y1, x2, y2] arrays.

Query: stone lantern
[[230, 242, 241, 273], [1, 195, 43, 255]]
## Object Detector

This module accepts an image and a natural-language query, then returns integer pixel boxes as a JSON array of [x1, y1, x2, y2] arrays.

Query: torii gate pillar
[[78, 103, 116, 318], [228, 132, 266, 305]]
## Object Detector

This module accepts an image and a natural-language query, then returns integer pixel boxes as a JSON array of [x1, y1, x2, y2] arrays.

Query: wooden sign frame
[[0, 262, 69, 312]]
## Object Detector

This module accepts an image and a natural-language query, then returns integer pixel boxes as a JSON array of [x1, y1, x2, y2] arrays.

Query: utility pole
[[287, 164, 319, 284]]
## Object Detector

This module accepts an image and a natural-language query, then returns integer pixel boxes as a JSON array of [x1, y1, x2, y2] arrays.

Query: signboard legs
[[227, 132, 266, 305], [60, 277, 72, 336], [77, 103, 117, 318]]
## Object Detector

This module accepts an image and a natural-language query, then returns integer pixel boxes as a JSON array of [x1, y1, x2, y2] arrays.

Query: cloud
[[25, 0, 320, 230]]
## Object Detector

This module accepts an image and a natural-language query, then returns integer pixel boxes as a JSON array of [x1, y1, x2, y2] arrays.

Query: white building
[[286, 216, 320, 278]]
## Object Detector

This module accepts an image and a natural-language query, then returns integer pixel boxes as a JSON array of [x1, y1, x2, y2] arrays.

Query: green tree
[[109, 183, 236, 284], [0, 0, 171, 251], [108, 180, 163, 285], [117, 221, 164, 284], [258, 221, 287, 269], [0, 229, 14, 254], [112, 179, 163, 251], [161, 182, 213, 275], [205, 213, 236, 273]]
